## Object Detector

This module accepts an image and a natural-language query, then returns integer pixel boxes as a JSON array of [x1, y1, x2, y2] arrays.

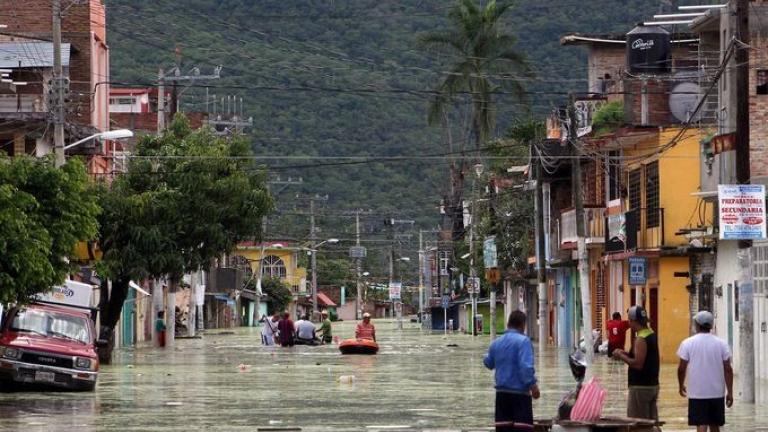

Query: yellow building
[[603, 127, 712, 362], [232, 241, 308, 320]]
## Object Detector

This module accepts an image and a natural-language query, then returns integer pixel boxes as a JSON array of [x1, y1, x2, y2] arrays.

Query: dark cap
[[628, 305, 648, 324]]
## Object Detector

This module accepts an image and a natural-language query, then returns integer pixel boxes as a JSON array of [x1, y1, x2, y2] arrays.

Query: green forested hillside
[[105, 0, 705, 240]]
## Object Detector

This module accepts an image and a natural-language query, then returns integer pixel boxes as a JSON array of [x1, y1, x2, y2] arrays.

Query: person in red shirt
[[606, 312, 630, 358]]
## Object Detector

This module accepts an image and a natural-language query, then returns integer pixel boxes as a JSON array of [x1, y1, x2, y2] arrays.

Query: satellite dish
[[669, 81, 701, 122]]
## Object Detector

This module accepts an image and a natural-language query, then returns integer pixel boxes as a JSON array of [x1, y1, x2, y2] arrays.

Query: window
[[758, 70, 768, 95], [109, 97, 134, 105], [645, 161, 660, 228], [608, 151, 620, 201], [628, 169, 641, 210], [261, 255, 286, 279]]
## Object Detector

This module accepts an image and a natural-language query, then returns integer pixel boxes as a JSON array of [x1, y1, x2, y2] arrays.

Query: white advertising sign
[[389, 282, 402, 301], [718, 184, 767, 240], [35, 280, 94, 308]]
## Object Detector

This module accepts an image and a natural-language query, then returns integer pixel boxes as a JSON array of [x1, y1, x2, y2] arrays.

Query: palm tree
[[420, 0, 529, 241]]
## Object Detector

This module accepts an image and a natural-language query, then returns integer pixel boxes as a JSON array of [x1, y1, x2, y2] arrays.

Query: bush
[[592, 101, 624, 135]]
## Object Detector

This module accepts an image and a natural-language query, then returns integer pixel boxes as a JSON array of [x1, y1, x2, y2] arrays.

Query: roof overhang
[[689, 8, 722, 33], [561, 33, 699, 46]]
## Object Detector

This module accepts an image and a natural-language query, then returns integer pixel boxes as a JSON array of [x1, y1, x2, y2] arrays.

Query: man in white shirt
[[677, 310, 733, 432], [294, 314, 317, 344], [261, 313, 279, 346]]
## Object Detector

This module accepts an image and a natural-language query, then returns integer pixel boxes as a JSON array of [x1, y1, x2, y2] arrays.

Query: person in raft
[[355, 312, 376, 341]]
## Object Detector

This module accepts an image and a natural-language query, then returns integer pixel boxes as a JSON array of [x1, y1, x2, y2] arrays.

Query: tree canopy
[[95, 115, 272, 361], [0, 155, 99, 304]]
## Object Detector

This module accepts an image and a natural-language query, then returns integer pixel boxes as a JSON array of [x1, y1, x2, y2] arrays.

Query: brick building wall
[[588, 46, 625, 102], [0, 0, 107, 130], [623, 78, 671, 126], [750, 38, 768, 180]]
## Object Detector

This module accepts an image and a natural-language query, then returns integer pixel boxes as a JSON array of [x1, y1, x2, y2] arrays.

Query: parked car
[[0, 281, 104, 391]]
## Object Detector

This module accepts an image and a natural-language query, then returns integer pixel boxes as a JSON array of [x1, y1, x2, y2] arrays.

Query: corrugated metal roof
[[0, 42, 71, 68]]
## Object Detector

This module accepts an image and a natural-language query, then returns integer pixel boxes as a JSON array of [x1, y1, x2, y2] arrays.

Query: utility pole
[[389, 239, 395, 320], [535, 151, 548, 349], [468, 163, 485, 336], [157, 68, 165, 133], [570, 93, 593, 367], [735, 0, 754, 403], [310, 198, 318, 319], [418, 230, 424, 327], [158, 65, 221, 131], [355, 211, 363, 320], [52, 0, 65, 168]]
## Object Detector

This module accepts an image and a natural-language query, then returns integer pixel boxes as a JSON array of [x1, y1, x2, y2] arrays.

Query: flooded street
[[1, 319, 767, 431]]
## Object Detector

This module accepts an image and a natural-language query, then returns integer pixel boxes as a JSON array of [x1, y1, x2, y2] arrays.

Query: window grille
[[645, 161, 660, 228]]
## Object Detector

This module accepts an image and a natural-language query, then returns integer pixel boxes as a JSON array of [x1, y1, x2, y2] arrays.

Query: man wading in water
[[483, 311, 540, 431]]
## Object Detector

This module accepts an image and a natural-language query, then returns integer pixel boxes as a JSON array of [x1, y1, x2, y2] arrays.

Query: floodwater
[[1, 319, 767, 431]]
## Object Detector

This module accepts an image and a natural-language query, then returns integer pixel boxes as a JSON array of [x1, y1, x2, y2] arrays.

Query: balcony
[[560, 207, 606, 249], [605, 208, 665, 254]]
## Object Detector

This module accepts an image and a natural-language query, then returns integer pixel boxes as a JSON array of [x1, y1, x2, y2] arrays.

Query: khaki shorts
[[628, 386, 659, 420]]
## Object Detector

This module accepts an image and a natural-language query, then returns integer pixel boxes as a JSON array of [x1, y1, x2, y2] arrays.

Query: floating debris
[[338, 375, 355, 383]]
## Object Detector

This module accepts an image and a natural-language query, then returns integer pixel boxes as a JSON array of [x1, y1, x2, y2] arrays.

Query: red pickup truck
[[0, 296, 103, 391]]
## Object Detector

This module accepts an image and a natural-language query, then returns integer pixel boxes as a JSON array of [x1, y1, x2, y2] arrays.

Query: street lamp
[[469, 162, 484, 336], [357, 271, 371, 320], [311, 238, 339, 319], [394, 256, 410, 329], [63, 129, 134, 151]]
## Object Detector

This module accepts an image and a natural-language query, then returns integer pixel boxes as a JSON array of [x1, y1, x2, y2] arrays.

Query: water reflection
[[0, 320, 765, 431]]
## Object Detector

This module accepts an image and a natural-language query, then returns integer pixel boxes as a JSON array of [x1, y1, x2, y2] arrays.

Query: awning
[[317, 292, 337, 307], [129, 281, 150, 296]]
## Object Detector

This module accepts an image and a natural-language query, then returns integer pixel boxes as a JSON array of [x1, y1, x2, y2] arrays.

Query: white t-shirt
[[262, 317, 278, 337], [677, 332, 732, 399], [295, 320, 316, 340]]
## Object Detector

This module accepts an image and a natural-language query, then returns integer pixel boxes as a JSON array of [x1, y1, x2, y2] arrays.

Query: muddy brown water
[[0, 320, 766, 431]]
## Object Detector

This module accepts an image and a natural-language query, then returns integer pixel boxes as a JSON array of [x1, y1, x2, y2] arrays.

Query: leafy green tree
[[420, 0, 529, 241], [96, 115, 272, 362], [257, 277, 292, 314], [0, 155, 99, 304], [475, 120, 541, 289], [317, 257, 353, 288]]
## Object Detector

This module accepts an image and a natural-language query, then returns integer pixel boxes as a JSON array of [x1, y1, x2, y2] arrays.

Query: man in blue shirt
[[483, 310, 540, 431]]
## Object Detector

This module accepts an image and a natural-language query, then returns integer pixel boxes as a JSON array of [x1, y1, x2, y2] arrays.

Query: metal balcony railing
[[560, 207, 606, 247]]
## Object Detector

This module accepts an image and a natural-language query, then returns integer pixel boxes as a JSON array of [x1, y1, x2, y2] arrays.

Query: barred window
[[645, 161, 660, 228], [628, 169, 641, 210]]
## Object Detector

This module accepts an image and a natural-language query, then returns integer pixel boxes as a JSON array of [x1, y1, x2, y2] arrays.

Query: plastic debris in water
[[165, 401, 183, 406], [237, 363, 251, 372], [338, 375, 355, 384], [268, 420, 282, 425]]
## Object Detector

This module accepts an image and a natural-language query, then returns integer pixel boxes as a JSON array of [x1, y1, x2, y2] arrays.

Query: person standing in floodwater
[[277, 312, 295, 347], [261, 313, 280, 346], [677, 310, 733, 432], [483, 310, 540, 432], [612, 305, 660, 421], [606, 311, 630, 358], [318, 310, 333, 344], [155, 311, 167, 348]]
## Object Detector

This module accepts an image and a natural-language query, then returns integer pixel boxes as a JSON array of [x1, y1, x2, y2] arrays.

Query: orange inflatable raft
[[338, 338, 379, 355]]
